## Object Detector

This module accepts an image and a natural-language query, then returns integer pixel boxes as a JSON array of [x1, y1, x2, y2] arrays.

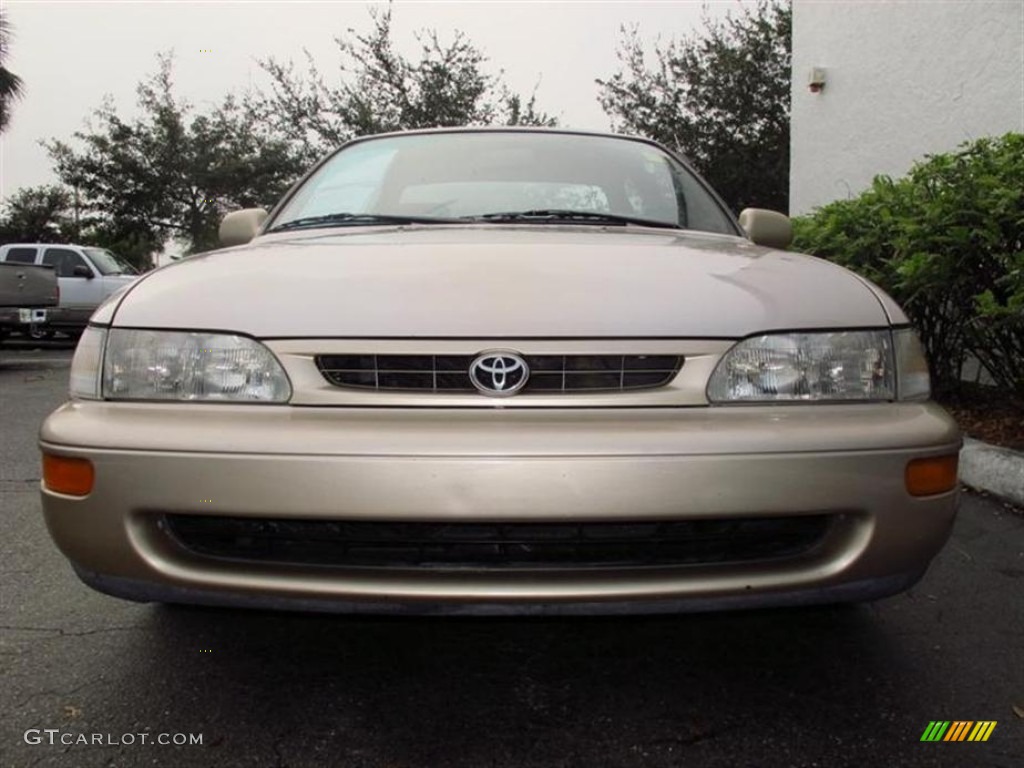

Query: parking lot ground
[[2, 348, 1021, 768]]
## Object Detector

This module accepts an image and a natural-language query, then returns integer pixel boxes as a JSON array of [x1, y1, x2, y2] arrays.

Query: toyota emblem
[[469, 351, 530, 397]]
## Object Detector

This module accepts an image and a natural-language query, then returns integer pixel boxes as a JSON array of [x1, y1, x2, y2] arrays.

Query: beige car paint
[[110, 227, 891, 338], [41, 400, 959, 608]]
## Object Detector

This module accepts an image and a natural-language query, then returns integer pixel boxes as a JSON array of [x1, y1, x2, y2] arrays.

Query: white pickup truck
[[0, 244, 139, 337]]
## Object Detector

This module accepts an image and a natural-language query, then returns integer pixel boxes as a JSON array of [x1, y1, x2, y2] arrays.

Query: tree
[[0, 9, 25, 132], [597, 1, 791, 214], [45, 55, 306, 256], [250, 5, 556, 162], [0, 186, 73, 244]]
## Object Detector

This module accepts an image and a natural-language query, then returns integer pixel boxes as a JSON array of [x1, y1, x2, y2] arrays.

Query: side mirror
[[219, 208, 269, 247], [738, 208, 793, 250], [72, 264, 94, 279]]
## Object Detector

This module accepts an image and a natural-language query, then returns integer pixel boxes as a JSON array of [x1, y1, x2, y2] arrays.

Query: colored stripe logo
[[920, 721, 997, 742]]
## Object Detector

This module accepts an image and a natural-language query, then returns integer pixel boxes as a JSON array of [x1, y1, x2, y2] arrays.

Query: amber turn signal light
[[905, 454, 958, 497], [42, 454, 95, 496]]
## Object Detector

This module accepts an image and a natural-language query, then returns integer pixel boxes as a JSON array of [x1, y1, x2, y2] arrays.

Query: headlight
[[707, 330, 896, 403], [100, 329, 291, 402]]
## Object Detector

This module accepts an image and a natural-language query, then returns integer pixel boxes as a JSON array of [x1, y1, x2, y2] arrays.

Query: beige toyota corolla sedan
[[39, 128, 961, 614]]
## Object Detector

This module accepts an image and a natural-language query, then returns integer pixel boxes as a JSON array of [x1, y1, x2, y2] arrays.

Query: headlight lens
[[102, 329, 291, 402], [708, 331, 895, 402]]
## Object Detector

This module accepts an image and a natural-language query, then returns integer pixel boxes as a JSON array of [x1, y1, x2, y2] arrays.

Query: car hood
[[110, 226, 889, 337]]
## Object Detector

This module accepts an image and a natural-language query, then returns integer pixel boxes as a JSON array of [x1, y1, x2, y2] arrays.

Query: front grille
[[316, 354, 683, 393], [163, 515, 831, 570]]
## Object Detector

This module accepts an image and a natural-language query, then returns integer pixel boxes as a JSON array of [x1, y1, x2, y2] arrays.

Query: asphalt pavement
[[1, 345, 1022, 768]]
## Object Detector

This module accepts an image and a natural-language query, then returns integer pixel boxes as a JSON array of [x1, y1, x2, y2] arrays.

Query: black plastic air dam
[[162, 514, 832, 570]]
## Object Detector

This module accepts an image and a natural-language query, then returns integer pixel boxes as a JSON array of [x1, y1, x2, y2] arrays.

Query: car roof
[[341, 125, 681, 155], [359, 125, 639, 140]]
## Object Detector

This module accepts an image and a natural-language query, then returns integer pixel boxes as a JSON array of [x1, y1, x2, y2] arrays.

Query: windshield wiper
[[462, 209, 683, 230], [267, 212, 455, 233]]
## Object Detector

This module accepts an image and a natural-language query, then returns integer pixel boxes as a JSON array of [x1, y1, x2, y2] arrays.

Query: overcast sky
[[0, 0, 753, 199]]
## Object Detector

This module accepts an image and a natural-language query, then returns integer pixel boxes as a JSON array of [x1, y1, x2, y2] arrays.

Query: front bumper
[[40, 401, 961, 613]]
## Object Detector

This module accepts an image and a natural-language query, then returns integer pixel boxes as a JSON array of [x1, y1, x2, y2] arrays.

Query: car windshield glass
[[270, 132, 738, 235], [84, 248, 138, 276]]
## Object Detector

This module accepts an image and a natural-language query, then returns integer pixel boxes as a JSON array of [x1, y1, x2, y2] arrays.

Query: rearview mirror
[[738, 208, 793, 250], [219, 208, 269, 247], [72, 264, 94, 279]]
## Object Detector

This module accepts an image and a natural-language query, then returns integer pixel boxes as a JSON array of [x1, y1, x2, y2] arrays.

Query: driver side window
[[42, 248, 89, 278]]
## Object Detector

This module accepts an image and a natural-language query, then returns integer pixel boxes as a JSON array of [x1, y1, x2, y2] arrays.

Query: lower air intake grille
[[315, 354, 683, 393], [163, 515, 832, 570]]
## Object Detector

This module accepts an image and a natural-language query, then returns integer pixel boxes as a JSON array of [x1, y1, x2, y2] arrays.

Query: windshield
[[270, 132, 738, 235], [84, 247, 139, 276]]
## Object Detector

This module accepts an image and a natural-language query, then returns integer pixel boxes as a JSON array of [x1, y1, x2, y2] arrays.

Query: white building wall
[[790, 0, 1024, 215]]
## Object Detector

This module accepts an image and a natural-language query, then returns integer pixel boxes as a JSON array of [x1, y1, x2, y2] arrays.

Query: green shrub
[[792, 133, 1024, 395]]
